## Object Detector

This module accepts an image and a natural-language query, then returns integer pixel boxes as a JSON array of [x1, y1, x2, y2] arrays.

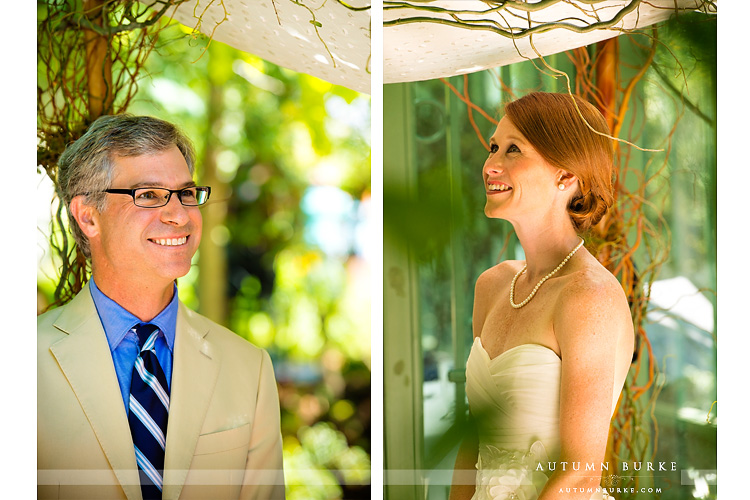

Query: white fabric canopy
[[169, 0, 371, 94], [384, 0, 712, 84]]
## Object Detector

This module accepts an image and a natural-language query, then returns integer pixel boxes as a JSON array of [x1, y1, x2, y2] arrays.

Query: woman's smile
[[487, 181, 512, 194]]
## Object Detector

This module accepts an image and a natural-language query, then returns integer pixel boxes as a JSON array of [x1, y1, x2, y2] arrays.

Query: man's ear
[[69, 196, 100, 239]]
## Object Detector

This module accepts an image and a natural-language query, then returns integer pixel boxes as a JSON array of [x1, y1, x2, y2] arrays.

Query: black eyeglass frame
[[103, 186, 212, 208]]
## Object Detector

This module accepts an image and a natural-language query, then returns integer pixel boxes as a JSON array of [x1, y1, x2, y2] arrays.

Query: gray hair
[[57, 114, 196, 259]]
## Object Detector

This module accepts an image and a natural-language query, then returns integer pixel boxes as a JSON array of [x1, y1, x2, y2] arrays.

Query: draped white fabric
[[384, 0, 711, 84], [168, 0, 371, 94]]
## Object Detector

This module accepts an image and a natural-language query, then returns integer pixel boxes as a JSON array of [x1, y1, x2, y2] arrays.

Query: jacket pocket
[[181, 424, 253, 499], [193, 423, 251, 456]]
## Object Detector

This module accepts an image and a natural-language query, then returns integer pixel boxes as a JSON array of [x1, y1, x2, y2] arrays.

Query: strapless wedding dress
[[466, 337, 612, 500]]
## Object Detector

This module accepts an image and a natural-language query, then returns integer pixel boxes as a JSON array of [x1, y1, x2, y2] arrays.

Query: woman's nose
[[483, 158, 503, 176]]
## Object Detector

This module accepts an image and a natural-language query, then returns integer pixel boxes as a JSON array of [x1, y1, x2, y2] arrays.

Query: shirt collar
[[89, 277, 178, 352]]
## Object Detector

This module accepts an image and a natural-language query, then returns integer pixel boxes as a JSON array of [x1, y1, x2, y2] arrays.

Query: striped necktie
[[128, 323, 170, 499]]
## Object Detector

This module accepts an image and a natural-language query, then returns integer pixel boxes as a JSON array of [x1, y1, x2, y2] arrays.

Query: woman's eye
[[507, 144, 520, 153], [489, 144, 499, 154]]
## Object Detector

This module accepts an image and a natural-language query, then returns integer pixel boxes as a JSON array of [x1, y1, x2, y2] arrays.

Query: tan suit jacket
[[38, 284, 285, 499]]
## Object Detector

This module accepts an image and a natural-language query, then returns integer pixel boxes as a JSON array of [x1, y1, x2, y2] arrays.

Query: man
[[38, 115, 285, 499]]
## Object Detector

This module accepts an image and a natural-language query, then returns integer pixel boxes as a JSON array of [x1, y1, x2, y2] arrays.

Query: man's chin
[[169, 265, 194, 280], [153, 260, 195, 283]]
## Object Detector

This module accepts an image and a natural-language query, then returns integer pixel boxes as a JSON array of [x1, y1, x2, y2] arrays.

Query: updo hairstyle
[[504, 92, 615, 233]]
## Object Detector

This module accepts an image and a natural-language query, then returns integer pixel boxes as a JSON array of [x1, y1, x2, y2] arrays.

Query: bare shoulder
[[558, 263, 627, 310], [553, 260, 633, 350], [475, 260, 523, 292]]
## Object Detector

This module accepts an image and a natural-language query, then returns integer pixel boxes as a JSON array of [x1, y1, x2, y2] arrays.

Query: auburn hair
[[504, 92, 615, 233]]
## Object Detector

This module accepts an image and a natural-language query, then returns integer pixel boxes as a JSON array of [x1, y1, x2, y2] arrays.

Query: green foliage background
[[37, 16, 371, 500]]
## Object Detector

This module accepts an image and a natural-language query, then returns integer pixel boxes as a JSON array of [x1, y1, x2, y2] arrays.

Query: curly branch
[[386, 0, 616, 14], [335, 0, 372, 11], [291, 0, 338, 68], [439, 78, 499, 128], [191, 0, 229, 61], [528, 34, 663, 152], [60, 0, 185, 36], [650, 63, 714, 126], [384, 0, 644, 37], [38, 0, 182, 306]]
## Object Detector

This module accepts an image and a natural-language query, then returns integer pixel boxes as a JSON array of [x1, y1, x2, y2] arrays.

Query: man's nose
[[159, 192, 190, 225]]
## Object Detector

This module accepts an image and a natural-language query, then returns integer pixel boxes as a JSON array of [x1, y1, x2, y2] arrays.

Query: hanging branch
[[58, 0, 179, 36], [436, 14, 712, 494], [439, 76, 498, 151], [38, 0, 188, 308], [190, 0, 230, 61], [39, 0, 371, 309], [334, 0, 372, 11], [291, 0, 338, 67], [650, 63, 714, 126], [384, 0, 715, 37]]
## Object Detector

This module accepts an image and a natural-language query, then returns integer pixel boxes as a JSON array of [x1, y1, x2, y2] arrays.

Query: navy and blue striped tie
[[128, 324, 170, 499]]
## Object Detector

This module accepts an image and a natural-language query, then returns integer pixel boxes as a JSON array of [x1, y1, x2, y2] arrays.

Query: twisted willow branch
[[291, 0, 337, 67], [436, 23, 714, 494], [56, 0, 183, 36], [384, 0, 641, 37], [386, 0, 615, 14], [190, 0, 229, 61], [335, 0, 372, 11], [384, 0, 713, 38], [38, 0, 188, 307]]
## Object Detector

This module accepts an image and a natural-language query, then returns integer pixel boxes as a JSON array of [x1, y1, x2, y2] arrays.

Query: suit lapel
[[162, 302, 221, 500], [50, 283, 142, 500]]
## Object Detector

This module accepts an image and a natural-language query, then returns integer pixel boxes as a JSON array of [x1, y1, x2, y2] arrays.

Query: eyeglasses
[[103, 186, 211, 208]]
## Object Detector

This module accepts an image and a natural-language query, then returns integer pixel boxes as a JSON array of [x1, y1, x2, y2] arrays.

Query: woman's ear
[[69, 196, 100, 238], [556, 170, 579, 192]]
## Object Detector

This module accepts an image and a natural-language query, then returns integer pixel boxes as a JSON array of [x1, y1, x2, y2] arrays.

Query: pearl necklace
[[509, 237, 585, 309]]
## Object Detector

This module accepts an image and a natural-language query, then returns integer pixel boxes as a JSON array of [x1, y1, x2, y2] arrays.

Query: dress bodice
[[466, 336, 614, 500], [466, 336, 562, 459]]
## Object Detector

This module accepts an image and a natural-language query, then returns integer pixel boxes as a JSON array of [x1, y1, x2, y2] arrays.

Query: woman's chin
[[484, 204, 505, 219]]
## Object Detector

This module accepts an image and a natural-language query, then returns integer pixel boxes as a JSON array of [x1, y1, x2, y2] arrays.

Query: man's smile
[[149, 236, 189, 247]]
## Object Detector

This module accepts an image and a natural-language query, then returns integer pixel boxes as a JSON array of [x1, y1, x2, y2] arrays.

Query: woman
[[450, 92, 634, 500]]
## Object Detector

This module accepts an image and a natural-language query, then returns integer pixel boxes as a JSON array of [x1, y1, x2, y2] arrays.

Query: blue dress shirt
[[89, 278, 177, 414]]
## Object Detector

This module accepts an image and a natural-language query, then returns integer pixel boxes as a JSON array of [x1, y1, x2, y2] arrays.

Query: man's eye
[[137, 190, 161, 199], [181, 189, 197, 200], [489, 144, 499, 154], [507, 144, 520, 153]]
